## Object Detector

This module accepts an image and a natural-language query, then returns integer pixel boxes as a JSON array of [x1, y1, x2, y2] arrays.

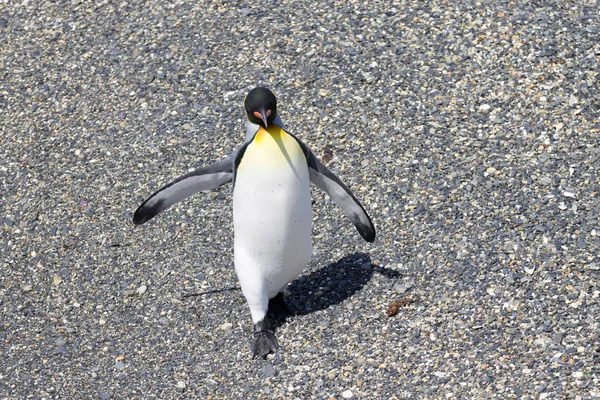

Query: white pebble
[[219, 322, 233, 331], [136, 285, 147, 295]]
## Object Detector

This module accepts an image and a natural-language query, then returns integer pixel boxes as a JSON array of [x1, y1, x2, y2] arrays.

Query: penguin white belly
[[233, 126, 312, 323]]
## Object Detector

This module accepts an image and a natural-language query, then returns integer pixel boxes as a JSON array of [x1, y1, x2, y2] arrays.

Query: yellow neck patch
[[242, 125, 306, 170], [254, 125, 284, 145]]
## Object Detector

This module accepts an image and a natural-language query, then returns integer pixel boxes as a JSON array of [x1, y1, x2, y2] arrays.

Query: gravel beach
[[1, 0, 599, 398]]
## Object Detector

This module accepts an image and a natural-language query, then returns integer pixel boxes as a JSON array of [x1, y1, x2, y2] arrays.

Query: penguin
[[133, 87, 375, 359]]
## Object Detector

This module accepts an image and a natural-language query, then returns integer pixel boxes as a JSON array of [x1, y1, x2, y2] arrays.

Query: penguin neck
[[245, 115, 285, 143], [254, 125, 282, 145]]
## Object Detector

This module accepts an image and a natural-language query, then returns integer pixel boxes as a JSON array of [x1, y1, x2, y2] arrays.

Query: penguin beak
[[260, 110, 269, 128], [253, 110, 271, 127]]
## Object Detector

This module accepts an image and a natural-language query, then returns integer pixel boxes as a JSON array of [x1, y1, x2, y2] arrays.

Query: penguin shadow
[[281, 252, 399, 319]]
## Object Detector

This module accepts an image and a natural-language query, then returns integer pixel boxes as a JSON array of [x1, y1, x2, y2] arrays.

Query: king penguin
[[133, 87, 375, 358]]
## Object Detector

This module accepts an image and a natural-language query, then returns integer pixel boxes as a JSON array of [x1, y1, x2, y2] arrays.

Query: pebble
[[523, 265, 535, 275], [136, 285, 147, 295], [394, 281, 414, 294], [263, 363, 276, 378], [552, 334, 563, 345], [568, 94, 578, 106], [176, 381, 186, 392], [219, 322, 233, 331], [342, 389, 354, 398]]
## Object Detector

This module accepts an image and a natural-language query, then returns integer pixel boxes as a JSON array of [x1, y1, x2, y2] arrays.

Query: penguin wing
[[294, 138, 376, 242], [133, 155, 234, 225]]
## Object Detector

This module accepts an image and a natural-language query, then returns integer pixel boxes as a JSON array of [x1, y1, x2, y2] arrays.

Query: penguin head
[[244, 87, 277, 128]]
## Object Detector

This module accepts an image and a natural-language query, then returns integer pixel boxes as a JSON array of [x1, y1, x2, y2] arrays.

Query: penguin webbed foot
[[252, 318, 278, 359]]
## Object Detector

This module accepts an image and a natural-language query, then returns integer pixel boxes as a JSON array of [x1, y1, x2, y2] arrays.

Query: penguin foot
[[252, 331, 278, 359], [252, 318, 278, 359], [268, 292, 292, 321]]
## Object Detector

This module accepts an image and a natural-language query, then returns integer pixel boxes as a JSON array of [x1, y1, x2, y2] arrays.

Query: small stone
[[360, 262, 371, 270], [523, 265, 535, 275], [115, 361, 125, 371], [136, 285, 147, 295], [55, 337, 67, 346], [539, 177, 552, 186], [219, 322, 233, 331], [263, 363, 276, 378], [568, 94, 578, 106], [479, 104, 491, 112], [176, 381, 186, 392], [318, 89, 329, 97], [22, 285, 33, 292], [552, 333, 563, 345], [563, 189, 576, 198], [394, 281, 413, 294], [576, 238, 587, 249], [505, 272, 515, 284], [156, 70, 166, 80], [100, 393, 111, 400], [240, 7, 251, 16], [53, 274, 62, 285], [342, 389, 354, 399]]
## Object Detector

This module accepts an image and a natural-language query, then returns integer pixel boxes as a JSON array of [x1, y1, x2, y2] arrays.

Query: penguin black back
[[245, 87, 277, 127]]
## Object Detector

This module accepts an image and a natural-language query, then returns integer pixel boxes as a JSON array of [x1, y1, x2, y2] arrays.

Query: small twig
[[179, 286, 240, 299]]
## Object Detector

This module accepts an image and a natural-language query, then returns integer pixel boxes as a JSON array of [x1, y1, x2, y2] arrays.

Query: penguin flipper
[[133, 156, 233, 225], [297, 141, 376, 242]]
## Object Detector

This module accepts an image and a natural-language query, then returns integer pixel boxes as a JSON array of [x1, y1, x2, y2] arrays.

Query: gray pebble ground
[[1, 0, 599, 399]]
